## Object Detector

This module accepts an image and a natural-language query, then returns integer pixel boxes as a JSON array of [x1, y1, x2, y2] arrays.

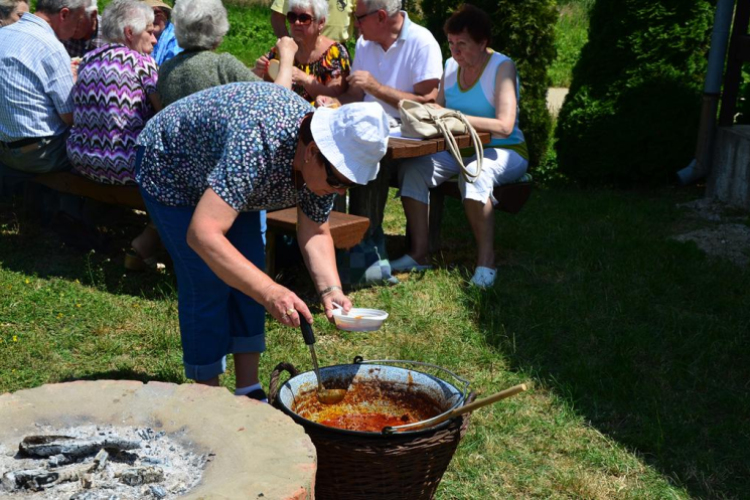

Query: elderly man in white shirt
[[316, 0, 442, 118]]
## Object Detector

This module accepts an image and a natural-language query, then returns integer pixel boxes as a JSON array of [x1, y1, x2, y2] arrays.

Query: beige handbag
[[398, 99, 483, 183]]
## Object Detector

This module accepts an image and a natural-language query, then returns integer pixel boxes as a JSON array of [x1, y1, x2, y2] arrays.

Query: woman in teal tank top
[[393, 4, 529, 288]]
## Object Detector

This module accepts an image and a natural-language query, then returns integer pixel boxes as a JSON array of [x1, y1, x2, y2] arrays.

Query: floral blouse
[[135, 82, 335, 223], [268, 42, 351, 103]]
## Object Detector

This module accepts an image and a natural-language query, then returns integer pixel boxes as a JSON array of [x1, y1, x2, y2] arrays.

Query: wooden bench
[[29, 172, 370, 275], [426, 174, 533, 253]]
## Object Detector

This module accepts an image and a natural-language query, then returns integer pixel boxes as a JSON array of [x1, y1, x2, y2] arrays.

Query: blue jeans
[[140, 188, 267, 381]]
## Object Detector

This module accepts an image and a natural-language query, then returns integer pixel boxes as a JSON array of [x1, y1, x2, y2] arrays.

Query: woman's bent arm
[[188, 188, 313, 324]]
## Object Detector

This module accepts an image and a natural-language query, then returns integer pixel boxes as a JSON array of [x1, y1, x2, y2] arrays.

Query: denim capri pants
[[139, 188, 267, 381]]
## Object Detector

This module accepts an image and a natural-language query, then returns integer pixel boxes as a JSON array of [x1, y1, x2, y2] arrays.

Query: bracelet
[[319, 285, 342, 298]]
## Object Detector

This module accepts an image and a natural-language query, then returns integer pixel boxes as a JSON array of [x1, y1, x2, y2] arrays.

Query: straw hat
[[311, 102, 390, 185], [143, 0, 172, 10]]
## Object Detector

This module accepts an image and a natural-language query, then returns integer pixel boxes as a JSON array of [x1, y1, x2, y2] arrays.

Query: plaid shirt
[[62, 15, 104, 58]]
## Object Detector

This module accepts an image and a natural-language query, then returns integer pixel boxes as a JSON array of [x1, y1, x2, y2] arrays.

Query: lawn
[[2, 181, 748, 499]]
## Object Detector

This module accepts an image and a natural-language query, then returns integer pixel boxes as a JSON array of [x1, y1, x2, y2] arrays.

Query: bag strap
[[435, 111, 483, 183]]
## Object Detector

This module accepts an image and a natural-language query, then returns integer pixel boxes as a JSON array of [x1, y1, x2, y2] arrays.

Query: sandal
[[124, 248, 158, 271]]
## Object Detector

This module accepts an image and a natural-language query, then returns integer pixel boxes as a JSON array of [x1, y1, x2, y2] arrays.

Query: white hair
[[101, 0, 154, 43], [173, 0, 228, 50], [85, 0, 97, 14], [358, 0, 399, 16], [36, 0, 88, 14], [287, 0, 328, 22]]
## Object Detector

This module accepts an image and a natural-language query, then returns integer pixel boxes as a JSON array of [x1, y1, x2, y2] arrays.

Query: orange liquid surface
[[320, 413, 412, 432]]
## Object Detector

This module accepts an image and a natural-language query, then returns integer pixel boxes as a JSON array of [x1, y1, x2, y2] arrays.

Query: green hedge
[[555, 0, 714, 185], [421, 0, 557, 168]]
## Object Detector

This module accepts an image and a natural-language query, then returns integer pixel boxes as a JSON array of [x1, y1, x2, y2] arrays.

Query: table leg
[[348, 161, 392, 239]]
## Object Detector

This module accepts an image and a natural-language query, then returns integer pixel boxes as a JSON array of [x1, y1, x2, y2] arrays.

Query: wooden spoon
[[385, 383, 529, 433]]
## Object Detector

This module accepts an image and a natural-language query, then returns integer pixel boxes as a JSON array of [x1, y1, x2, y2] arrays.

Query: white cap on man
[[311, 102, 390, 185]]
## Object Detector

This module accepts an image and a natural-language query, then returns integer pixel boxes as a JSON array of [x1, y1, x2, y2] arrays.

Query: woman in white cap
[[135, 82, 389, 400]]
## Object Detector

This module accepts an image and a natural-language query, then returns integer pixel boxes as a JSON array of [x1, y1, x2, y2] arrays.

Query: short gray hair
[[287, 0, 327, 22], [85, 0, 97, 14], [0, 0, 28, 22], [358, 0, 399, 16], [36, 0, 88, 14], [101, 0, 153, 43], [173, 0, 228, 51]]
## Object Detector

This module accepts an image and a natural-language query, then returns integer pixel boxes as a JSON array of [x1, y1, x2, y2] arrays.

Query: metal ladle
[[300, 321, 347, 404]]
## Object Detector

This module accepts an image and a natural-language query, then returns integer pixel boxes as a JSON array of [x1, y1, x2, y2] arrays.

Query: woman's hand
[[292, 66, 312, 87], [253, 55, 269, 78], [261, 282, 313, 327], [276, 36, 298, 64], [321, 289, 351, 323]]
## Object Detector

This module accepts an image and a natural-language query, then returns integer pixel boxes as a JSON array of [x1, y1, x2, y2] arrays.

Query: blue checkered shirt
[[0, 14, 74, 142]]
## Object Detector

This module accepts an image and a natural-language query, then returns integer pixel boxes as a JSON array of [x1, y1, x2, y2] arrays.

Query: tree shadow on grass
[[460, 187, 750, 499], [0, 196, 177, 301]]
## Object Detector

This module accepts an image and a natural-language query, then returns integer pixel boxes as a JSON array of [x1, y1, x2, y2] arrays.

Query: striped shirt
[[0, 14, 75, 142]]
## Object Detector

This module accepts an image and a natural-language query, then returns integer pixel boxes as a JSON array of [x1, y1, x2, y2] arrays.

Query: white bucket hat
[[310, 102, 390, 185]]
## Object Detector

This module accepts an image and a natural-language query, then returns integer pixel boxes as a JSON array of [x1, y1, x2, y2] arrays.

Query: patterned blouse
[[268, 42, 350, 103], [135, 82, 336, 223], [66, 44, 158, 185]]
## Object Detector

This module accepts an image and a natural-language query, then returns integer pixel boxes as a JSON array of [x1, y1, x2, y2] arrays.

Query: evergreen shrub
[[555, 0, 714, 185], [421, 0, 557, 168]]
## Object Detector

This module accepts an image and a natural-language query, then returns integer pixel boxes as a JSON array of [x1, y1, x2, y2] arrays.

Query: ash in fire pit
[[0, 424, 208, 499]]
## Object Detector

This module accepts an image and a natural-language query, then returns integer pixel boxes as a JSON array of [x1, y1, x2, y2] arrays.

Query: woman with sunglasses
[[253, 0, 350, 103], [135, 81, 389, 400]]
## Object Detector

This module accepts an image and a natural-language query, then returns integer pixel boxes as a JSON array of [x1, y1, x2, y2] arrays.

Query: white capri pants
[[398, 148, 528, 205]]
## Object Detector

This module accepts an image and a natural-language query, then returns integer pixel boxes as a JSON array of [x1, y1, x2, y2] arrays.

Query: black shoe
[[246, 388, 268, 402]]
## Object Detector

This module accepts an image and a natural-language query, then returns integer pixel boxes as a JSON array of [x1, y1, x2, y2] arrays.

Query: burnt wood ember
[[117, 466, 164, 486], [1, 426, 207, 498], [19, 435, 141, 458]]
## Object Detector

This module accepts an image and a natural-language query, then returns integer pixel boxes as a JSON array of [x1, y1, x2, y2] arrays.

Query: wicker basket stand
[[269, 362, 475, 500]]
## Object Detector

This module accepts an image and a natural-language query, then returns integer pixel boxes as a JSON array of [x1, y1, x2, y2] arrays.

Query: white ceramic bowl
[[332, 307, 389, 332]]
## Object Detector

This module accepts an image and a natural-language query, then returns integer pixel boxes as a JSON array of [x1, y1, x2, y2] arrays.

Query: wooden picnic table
[[347, 132, 491, 240]]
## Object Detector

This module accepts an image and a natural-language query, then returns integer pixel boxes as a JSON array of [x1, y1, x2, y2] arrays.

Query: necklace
[[459, 51, 490, 89]]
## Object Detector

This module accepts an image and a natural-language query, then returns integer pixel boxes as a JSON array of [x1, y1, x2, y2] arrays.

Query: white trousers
[[398, 148, 528, 205]]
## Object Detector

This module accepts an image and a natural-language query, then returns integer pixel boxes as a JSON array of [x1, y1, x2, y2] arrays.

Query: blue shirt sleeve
[[152, 22, 183, 66]]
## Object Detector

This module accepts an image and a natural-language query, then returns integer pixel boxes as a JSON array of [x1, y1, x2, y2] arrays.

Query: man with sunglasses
[[270, 0, 352, 43], [316, 0, 442, 119]]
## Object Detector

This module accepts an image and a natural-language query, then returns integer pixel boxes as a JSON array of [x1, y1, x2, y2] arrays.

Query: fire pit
[[0, 380, 316, 499]]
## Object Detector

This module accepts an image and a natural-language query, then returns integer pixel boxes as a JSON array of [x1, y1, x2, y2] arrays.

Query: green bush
[[421, 0, 557, 168], [555, 0, 714, 185]]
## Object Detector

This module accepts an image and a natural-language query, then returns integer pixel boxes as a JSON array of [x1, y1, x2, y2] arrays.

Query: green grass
[[3, 183, 749, 498], [549, 0, 593, 88]]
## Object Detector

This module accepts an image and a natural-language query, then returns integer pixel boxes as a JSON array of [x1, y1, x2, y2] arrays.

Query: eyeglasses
[[354, 10, 379, 23], [286, 12, 314, 25], [323, 158, 354, 189]]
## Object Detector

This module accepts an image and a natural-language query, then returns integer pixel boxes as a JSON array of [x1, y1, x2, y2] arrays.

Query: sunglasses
[[286, 12, 314, 25], [323, 157, 354, 189], [355, 10, 379, 23]]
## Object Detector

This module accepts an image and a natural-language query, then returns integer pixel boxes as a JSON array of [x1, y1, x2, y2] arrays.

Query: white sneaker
[[390, 254, 432, 272], [470, 266, 496, 288]]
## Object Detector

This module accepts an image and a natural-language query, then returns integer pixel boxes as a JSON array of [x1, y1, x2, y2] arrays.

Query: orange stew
[[294, 376, 443, 433], [320, 413, 411, 432]]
